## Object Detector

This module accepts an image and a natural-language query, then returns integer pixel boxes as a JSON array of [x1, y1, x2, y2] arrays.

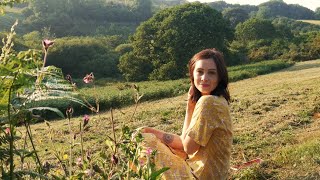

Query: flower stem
[[26, 122, 43, 173], [68, 118, 73, 176]]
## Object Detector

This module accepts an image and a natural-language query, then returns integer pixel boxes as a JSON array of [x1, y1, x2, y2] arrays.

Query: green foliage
[[46, 36, 122, 78], [272, 17, 320, 34], [119, 2, 233, 81], [222, 7, 249, 28], [235, 18, 277, 42], [207, 1, 258, 14], [256, 0, 316, 19], [316, 7, 320, 19], [21, 0, 152, 37]]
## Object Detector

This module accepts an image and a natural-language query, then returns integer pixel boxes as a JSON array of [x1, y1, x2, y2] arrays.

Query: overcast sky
[[187, 0, 319, 11]]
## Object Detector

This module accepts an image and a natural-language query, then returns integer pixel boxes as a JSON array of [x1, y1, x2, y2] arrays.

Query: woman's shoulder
[[197, 95, 228, 106]]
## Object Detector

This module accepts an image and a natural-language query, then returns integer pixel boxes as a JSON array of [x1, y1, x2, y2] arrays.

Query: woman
[[140, 48, 233, 179]]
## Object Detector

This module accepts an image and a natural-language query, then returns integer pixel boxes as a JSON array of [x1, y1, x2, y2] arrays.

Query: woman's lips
[[201, 84, 209, 87]]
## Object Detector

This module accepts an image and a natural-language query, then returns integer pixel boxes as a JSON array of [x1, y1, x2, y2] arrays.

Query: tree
[[119, 2, 233, 81], [222, 7, 249, 28], [256, 0, 316, 19], [235, 18, 277, 42], [316, 7, 320, 20]]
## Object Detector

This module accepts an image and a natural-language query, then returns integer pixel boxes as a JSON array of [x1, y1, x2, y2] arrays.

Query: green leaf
[[150, 167, 170, 180], [28, 107, 65, 119]]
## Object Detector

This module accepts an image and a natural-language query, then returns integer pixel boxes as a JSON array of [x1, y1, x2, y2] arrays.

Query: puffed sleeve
[[185, 95, 228, 147]]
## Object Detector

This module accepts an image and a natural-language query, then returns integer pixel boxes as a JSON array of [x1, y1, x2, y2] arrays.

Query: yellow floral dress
[[142, 95, 233, 180]]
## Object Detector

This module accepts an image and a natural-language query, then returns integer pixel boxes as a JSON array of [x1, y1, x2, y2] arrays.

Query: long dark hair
[[188, 48, 230, 103]]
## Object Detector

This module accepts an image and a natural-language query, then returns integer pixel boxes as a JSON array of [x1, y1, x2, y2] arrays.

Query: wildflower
[[76, 157, 83, 168], [146, 147, 153, 156], [83, 72, 94, 84], [111, 154, 118, 165], [83, 114, 89, 128], [66, 105, 74, 119], [5, 127, 10, 135], [140, 159, 146, 166], [84, 169, 94, 177], [42, 39, 54, 50], [63, 154, 68, 160]]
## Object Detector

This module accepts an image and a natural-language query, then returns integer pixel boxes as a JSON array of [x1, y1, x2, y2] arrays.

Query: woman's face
[[193, 59, 219, 96]]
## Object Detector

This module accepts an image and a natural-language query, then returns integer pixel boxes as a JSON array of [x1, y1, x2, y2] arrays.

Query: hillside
[[18, 59, 320, 179]]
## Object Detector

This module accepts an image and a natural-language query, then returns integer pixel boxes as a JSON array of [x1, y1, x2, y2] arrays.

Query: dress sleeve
[[185, 95, 227, 146]]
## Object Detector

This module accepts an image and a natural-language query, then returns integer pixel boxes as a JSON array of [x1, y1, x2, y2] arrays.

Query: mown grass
[[18, 59, 320, 179], [298, 20, 320, 25], [34, 59, 294, 118]]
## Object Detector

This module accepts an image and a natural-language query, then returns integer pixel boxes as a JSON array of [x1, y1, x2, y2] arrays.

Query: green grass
[[228, 59, 294, 82], [16, 59, 320, 179], [31, 59, 294, 118]]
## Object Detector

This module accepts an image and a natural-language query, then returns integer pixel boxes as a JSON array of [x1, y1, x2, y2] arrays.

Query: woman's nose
[[201, 73, 208, 81]]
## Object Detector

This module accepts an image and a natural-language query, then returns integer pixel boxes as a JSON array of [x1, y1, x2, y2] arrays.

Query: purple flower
[[42, 39, 54, 50], [83, 72, 94, 84], [83, 114, 89, 128]]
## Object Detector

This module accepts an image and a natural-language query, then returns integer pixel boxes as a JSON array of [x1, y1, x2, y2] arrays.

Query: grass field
[[33, 59, 293, 118], [298, 20, 320, 25], [17, 59, 320, 179]]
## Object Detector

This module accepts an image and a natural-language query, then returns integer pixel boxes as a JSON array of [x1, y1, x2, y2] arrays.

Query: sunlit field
[[19, 59, 320, 179]]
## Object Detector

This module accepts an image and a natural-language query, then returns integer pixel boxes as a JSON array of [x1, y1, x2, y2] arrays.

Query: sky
[[187, 0, 319, 11]]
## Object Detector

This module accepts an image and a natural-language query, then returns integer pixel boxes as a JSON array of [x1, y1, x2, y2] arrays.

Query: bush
[[46, 36, 122, 78]]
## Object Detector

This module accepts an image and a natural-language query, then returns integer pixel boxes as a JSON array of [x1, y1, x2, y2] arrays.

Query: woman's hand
[[187, 86, 196, 108]]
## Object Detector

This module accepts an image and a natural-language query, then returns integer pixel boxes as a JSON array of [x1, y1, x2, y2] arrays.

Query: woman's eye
[[209, 71, 216, 75], [196, 70, 203, 74]]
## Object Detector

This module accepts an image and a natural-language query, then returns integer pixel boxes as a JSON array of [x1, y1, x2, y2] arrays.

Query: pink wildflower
[[42, 39, 54, 50], [83, 114, 89, 128], [76, 157, 83, 168], [83, 72, 94, 84], [5, 127, 10, 135], [146, 147, 153, 155]]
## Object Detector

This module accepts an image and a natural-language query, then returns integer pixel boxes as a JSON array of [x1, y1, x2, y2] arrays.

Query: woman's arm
[[181, 87, 196, 140], [143, 127, 200, 155]]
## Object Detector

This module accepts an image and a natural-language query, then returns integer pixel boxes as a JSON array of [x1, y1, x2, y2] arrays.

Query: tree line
[[1, 0, 320, 80]]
